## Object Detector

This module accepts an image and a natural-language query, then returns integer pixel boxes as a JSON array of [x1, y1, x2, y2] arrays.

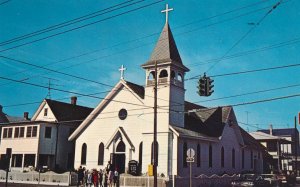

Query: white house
[[69, 18, 265, 177], [0, 97, 93, 171]]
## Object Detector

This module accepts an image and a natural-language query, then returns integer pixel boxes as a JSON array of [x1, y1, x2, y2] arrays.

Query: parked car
[[260, 174, 280, 187], [231, 174, 271, 187], [277, 173, 296, 186]]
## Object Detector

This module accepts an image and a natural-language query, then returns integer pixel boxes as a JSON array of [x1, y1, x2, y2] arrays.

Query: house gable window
[[44, 108, 48, 116], [45, 127, 52, 138]]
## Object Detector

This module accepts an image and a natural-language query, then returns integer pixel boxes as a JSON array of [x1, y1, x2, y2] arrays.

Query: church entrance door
[[112, 153, 125, 174]]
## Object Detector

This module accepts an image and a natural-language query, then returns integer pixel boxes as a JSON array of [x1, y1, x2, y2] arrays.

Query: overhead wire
[[0, 0, 164, 53], [0, 0, 140, 46], [205, 0, 284, 73]]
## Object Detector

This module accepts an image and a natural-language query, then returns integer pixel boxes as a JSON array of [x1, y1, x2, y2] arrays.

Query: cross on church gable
[[119, 65, 126, 80]]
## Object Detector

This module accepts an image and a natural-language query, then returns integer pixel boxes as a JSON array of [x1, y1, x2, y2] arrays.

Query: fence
[[0, 170, 77, 186], [172, 174, 238, 187]]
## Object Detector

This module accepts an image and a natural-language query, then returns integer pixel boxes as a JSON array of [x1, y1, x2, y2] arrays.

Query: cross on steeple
[[119, 65, 126, 80], [161, 4, 173, 24]]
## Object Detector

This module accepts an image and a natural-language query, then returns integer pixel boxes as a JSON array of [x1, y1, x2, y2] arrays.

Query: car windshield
[[240, 174, 256, 180]]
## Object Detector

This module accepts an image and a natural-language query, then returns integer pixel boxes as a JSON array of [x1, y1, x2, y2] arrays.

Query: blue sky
[[0, 0, 299, 131]]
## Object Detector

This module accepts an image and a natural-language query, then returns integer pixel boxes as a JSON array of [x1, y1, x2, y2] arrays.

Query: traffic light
[[197, 76, 207, 96], [206, 77, 214, 96]]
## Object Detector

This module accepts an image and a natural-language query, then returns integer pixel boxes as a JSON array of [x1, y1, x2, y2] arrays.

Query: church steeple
[[141, 23, 189, 72]]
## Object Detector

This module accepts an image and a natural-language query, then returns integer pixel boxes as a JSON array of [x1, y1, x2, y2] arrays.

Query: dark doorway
[[111, 153, 125, 174]]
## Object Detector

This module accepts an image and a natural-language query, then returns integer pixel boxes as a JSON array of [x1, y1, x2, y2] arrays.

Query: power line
[[0, 0, 164, 53], [197, 83, 300, 103], [187, 62, 300, 80], [0, 0, 142, 46], [0, 0, 10, 6], [0, 1, 280, 85], [205, 0, 284, 73]]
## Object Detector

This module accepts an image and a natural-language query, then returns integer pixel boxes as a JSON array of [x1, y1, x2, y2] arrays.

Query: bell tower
[[141, 17, 189, 130]]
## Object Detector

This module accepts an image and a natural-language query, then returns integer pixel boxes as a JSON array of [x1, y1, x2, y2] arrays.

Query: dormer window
[[44, 108, 48, 116]]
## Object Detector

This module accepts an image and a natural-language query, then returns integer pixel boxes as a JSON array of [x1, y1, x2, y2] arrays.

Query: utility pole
[[153, 61, 158, 187], [295, 116, 298, 176]]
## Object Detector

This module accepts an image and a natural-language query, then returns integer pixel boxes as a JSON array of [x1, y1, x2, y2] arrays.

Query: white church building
[[69, 9, 264, 176]]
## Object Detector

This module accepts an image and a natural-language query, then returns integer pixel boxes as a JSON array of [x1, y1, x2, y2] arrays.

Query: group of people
[[77, 161, 119, 187]]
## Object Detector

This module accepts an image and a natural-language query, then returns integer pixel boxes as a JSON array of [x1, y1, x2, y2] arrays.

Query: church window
[[159, 69, 168, 78], [250, 150, 253, 169], [171, 71, 176, 79], [183, 142, 187, 168], [151, 141, 159, 166], [139, 142, 143, 172], [116, 140, 126, 152], [98, 143, 104, 165], [209, 145, 213, 168], [81, 143, 87, 165], [221, 147, 224, 168], [148, 71, 155, 80], [118, 109, 127, 120], [178, 73, 183, 82], [197, 144, 201, 167], [232, 148, 235, 168], [242, 149, 245, 169]]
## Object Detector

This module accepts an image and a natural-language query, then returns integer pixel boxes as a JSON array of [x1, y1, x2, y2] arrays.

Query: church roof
[[125, 81, 145, 99], [184, 107, 228, 137], [44, 99, 93, 122], [141, 23, 189, 71], [170, 125, 218, 142]]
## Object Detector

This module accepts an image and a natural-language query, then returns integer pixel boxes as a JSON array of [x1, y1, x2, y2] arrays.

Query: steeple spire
[[141, 22, 189, 71]]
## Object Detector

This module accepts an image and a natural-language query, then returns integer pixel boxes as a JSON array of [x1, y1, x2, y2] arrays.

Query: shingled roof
[[125, 81, 145, 99], [184, 106, 233, 138], [141, 23, 189, 71], [45, 99, 93, 122]]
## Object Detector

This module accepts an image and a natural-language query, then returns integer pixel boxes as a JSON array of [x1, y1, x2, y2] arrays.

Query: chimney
[[71, 96, 77, 105], [269, 124, 273, 135], [24, 112, 29, 120]]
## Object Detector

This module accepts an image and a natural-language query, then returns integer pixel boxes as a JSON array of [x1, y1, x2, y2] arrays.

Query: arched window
[[148, 71, 155, 80], [197, 144, 201, 167], [139, 142, 143, 172], [242, 149, 245, 169], [159, 69, 168, 78], [178, 73, 183, 82], [183, 142, 187, 168], [116, 141, 125, 152], [81, 143, 87, 165], [232, 148, 235, 168], [251, 150, 253, 169], [209, 145, 212, 168], [98, 143, 104, 165], [221, 146, 224, 168], [151, 141, 159, 166], [171, 71, 176, 79]]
